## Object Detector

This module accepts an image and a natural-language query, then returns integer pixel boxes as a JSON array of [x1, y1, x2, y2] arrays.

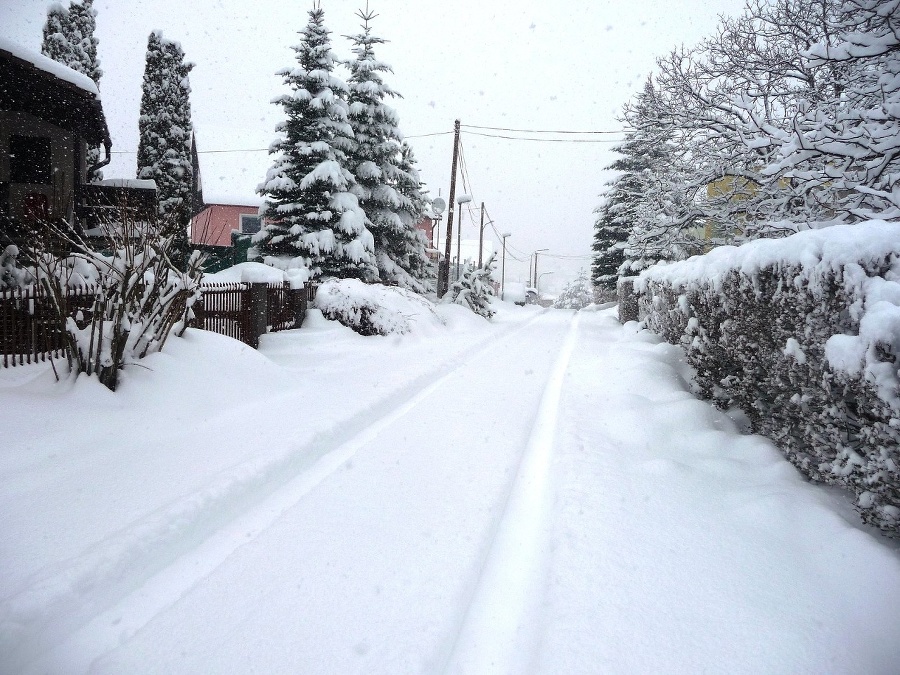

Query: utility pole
[[439, 119, 461, 297], [500, 232, 511, 298], [477, 202, 485, 267]]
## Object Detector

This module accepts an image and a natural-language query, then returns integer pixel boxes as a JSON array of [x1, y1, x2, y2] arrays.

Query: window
[[9, 136, 52, 185], [240, 214, 262, 234]]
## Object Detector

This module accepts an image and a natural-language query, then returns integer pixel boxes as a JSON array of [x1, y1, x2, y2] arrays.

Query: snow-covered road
[[2, 306, 900, 673]]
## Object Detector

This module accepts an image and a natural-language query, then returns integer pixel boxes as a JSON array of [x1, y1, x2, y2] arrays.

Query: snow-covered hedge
[[633, 221, 900, 535], [314, 278, 443, 336]]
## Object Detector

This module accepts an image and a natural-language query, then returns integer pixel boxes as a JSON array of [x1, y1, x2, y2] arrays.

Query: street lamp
[[500, 232, 512, 298], [538, 271, 554, 297], [531, 248, 549, 288], [456, 194, 472, 281]]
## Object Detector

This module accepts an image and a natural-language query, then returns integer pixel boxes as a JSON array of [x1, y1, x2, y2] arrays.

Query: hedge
[[626, 221, 900, 535]]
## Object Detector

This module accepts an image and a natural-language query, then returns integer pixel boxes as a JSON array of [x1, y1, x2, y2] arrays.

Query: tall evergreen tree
[[394, 141, 435, 288], [66, 0, 101, 85], [255, 5, 375, 280], [345, 6, 430, 290], [614, 78, 698, 275], [41, 4, 77, 67], [42, 0, 103, 180], [136, 31, 194, 268], [591, 180, 629, 293]]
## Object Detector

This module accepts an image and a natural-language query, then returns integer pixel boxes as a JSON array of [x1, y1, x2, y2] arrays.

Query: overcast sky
[[4, 0, 747, 291]]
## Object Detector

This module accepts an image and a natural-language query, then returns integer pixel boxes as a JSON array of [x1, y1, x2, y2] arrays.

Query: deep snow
[[1, 302, 898, 674]]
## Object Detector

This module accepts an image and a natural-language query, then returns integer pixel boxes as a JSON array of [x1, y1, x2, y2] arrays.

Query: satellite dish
[[432, 197, 446, 215]]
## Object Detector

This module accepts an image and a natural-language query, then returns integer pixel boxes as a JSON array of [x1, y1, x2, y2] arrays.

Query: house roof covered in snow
[[0, 36, 109, 147]]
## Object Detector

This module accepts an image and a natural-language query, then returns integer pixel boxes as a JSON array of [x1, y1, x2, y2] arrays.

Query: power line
[[462, 130, 625, 143], [406, 131, 455, 139], [462, 124, 628, 135]]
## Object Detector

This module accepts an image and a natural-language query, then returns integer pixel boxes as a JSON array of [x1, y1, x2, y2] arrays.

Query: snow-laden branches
[[594, 0, 900, 282]]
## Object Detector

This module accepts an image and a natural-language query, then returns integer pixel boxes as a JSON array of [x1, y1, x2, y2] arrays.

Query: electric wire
[[462, 130, 625, 143], [461, 124, 629, 135]]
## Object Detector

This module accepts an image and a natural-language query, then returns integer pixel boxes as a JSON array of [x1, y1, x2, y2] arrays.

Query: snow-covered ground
[[1, 303, 899, 674]]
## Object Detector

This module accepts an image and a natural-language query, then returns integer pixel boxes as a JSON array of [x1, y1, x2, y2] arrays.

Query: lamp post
[[455, 194, 472, 281], [531, 248, 549, 288], [477, 202, 485, 267], [500, 232, 511, 298], [538, 271, 554, 297]]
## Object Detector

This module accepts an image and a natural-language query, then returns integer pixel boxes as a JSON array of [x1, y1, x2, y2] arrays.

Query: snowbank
[[203, 261, 310, 288], [314, 279, 445, 336]]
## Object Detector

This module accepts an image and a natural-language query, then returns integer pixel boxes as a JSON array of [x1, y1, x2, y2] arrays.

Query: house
[[191, 196, 263, 247], [0, 38, 155, 248]]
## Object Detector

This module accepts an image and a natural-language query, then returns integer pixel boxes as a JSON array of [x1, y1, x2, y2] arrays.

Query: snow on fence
[[0, 282, 317, 366], [623, 221, 900, 536]]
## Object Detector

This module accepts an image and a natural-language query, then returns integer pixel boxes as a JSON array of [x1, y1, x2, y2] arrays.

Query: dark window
[[241, 214, 262, 234], [9, 136, 52, 185]]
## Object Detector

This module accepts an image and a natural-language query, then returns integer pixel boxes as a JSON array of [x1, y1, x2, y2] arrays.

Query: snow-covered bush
[[31, 216, 203, 391], [0, 245, 32, 290], [445, 253, 496, 319], [634, 221, 900, 535], [553, 272, 594, 310], [314, 278, 442, 336]]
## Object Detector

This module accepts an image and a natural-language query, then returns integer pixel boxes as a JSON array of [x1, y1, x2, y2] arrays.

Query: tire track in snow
[[442, 313, 580, 675], [12, 311, 549, 675]]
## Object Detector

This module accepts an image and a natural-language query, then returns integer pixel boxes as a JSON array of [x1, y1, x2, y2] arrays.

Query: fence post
[[248, 283, 268, 349], [289, 284, 306, 328]]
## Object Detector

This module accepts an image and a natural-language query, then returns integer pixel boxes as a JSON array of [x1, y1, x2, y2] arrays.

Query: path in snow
[[24, 311, 578, 674], [5, 307, 900, 674]]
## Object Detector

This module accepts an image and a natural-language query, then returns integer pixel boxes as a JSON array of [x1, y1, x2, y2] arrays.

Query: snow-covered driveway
[[2, 307, 899, 673]]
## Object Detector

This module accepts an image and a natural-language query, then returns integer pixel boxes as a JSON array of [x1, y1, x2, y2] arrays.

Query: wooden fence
[[0, 284, 95, 367], [0, 281, 316, 367]]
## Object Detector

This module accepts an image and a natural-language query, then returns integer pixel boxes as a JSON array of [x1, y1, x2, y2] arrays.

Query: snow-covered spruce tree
[[344, 7, 430, 290], [616, 78, 702, 275], [42, 0, 103, 180], [393, 141, 434, 288], [255, 5, 376, 280], [553, 271, 595, 310], [445, 252, 496, 319], [137, 31, 194, 270]]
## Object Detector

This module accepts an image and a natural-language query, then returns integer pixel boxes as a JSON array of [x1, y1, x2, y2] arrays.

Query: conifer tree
[[553, 270, 595, 310], [137, 31, 194, 268], [42, 0, 103, 180], [613, 78, 697, 275], [255, 4, 375, 280], [41, 4, 77, 66], [345, 6, 430, 290], [392, 141, 434, 289], [446, 252, 496, 319], [66, 0, 101, 85]]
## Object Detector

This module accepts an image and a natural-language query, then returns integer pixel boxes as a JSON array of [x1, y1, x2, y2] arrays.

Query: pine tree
[[255, 5, 375, 280], [42, 0, 103, 180], [591, 180, 629, 294], [446, 252, 496, 319], [136, 31, 194, 269], [553, 270, 595, 310], [41, 4, 77, 66], [345, 6, 430, 290], [66, 0, 101, 85], [392, 141, 434, 289], [614, 78, 698, 275]]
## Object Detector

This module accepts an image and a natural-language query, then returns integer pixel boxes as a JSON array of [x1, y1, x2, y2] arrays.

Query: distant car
[[525, 288, 539, 305], [502, 282, 527, 305]]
